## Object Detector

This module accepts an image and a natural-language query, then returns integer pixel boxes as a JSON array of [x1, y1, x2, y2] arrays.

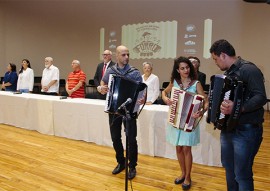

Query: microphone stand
[[123, 105, 131, 191]]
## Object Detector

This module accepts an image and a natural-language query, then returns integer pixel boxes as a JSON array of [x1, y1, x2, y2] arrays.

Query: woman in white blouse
[[142, 62, 160, 105], [17, 59, 34, 93]]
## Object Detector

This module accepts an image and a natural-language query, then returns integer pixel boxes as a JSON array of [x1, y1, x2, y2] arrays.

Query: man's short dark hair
[[210, 39, 236, 57]]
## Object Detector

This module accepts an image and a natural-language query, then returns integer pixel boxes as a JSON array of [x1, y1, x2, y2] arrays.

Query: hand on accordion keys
[[97, 85, 109, 95], [220, 100, 234, 115], [192, 109, 204, 119], [137, 97, 145, 105]]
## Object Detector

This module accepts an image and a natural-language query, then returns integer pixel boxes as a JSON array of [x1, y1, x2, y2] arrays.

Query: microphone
[[117, 98, 132, 110]]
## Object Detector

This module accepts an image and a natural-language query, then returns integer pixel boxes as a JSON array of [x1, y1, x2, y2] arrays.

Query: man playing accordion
[[210, 39, 267, 191], [97, 45, 144, 180]]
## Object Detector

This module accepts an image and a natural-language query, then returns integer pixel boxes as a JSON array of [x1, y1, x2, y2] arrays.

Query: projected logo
[[133, 31, 161, 57], [122, 21, 177, 59], [101, 19, 211, 59]]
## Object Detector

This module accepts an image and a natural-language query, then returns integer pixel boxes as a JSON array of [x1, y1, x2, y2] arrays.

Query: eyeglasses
[[121, 53, 129, 57]]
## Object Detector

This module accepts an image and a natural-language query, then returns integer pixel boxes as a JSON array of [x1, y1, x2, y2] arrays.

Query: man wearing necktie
[[93, 50, 115, 99], [102, 63, 107, 77]]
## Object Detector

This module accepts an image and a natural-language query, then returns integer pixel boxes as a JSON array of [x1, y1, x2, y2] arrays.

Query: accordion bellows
[[206, 74, 243, 131], [168, 87, 204, 132]]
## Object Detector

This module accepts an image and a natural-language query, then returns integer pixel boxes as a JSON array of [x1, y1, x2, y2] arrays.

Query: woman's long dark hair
[[170, 56, 197, 83], [19, 59, 31, 74], [9, 63, 17, 72]]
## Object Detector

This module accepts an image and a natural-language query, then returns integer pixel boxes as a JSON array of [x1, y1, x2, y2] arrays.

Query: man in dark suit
[[93, 50, 115, 99]]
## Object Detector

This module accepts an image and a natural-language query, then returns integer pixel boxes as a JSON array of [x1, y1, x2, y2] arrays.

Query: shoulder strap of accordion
[[226, 58, 255, 79], [190, 80, 198, 87], [110, 65, 122, 76], [110, 65, 138, 77], [125, 66, 138, 75]]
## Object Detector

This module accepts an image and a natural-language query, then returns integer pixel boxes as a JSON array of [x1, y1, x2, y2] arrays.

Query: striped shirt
[[67, 70, 86, 98]]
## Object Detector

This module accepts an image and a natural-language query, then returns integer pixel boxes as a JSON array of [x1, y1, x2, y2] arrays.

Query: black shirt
[[225, 57, 266, 125]]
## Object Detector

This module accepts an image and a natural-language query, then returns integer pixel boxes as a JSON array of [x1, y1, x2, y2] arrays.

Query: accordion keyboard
[[168, 88, 182, 125]]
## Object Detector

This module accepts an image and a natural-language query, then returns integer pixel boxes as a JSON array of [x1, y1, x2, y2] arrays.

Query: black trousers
[[109, 113, 138, 168]]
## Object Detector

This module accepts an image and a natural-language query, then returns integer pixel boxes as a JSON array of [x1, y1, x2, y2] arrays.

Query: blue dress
[[166, 80, 200, 146], [3, 71, 18, 92]]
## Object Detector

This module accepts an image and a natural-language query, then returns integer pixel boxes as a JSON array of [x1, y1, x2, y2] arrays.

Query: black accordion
[[104, 75, 147, 118], [206, 74, 243, 131]]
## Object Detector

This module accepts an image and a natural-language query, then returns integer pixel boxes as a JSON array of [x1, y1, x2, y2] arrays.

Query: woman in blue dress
[[162, 56, 208, 190], [2, 63, 18, 92]]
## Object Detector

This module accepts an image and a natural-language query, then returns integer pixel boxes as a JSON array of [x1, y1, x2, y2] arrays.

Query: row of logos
[[108, 31, 117, 51], [184, 24, 197, 54]]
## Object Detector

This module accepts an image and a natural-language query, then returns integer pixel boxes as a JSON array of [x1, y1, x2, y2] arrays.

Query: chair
[[59, 79, 66, 86], [85, 79, 97, 98], [0, 77, 3, 84], [88, 79, 95, 86], [162, 82, 170, 89], [0, 77, 3, 90], [34, 76, 42, 83], [160, 81, 169, 93], [159, 81, 170, 99], [33, 76, 42, 94], [59, 79, 67, 96]]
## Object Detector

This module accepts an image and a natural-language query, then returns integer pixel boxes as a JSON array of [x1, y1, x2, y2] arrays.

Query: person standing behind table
[[98, 45, 144, 180], [41, 57, 59, 96], [65, 60, 86, 98], [162, 56, 208, 190], [93, 50, 115, 99], [2, 63, 18, 92], [210, 39, 266, 191], [141, 62, 160, 104], [17, 59, 34, 93], [188, 56, 206, 91]]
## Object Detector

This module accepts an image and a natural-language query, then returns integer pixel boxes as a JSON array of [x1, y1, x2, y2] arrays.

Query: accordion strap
[[110, 65, 138, 77], [177, 79, 197, 91]]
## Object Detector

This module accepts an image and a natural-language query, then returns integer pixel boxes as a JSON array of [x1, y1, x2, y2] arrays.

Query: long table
[[0, 91, 221, 167]]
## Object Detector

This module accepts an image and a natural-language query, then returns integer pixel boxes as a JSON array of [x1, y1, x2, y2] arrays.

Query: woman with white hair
[[142, 62, 160, 104]]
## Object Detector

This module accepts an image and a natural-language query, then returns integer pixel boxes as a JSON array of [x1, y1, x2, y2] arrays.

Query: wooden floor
[[0, 112, 269, 191]]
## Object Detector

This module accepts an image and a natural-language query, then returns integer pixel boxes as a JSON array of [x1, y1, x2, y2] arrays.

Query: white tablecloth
[[0, 91, 221, 166], [0, 91, 58, 135]]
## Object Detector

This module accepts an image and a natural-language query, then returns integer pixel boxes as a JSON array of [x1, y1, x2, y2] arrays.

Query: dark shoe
[[112, 163, 125, 174], [174, 177, 185, 184], [128, 167, 136, 180], [182, 181, 191, 190]]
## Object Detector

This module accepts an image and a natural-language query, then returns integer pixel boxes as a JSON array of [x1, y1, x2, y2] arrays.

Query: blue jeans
[[221, 124, 263, 191], [19, 89, 29, 93]]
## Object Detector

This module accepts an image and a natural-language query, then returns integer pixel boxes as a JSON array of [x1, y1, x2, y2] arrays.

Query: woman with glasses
[[141, 62, 160, 104]]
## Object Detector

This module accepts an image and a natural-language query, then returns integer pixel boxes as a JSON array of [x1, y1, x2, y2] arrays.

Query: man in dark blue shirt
[[210, 39, 266, 191], [98, 45, 143, 180]]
